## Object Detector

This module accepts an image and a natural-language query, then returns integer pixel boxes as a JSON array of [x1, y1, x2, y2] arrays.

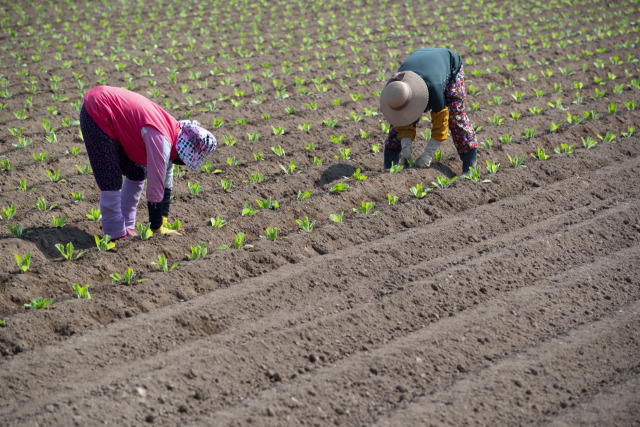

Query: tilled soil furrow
[[545, 371, 640, 427], [2, 192, 638, 424], [371, 302, 640, 427], [194, 249, 640, 427], [1, 142, 638, 356]]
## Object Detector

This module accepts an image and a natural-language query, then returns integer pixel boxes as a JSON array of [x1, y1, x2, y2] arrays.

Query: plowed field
[[1, 0, 639, 425]]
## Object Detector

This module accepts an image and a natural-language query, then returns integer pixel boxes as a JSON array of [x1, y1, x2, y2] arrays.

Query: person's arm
[[142, 126, 175, 232], [430, 107, 449, 142]]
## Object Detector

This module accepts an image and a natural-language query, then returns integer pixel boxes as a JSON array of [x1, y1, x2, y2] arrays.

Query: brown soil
[[1, 1, 639, 425]]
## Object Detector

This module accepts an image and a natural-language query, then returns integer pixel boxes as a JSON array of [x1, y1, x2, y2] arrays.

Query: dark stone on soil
[[370, 367, 378, 375]]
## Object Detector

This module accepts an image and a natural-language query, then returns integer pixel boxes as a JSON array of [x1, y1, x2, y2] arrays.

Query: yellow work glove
[[152, 224, 180, 235]]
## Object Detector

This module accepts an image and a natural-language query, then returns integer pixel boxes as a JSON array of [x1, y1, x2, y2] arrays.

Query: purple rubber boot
[[121, 178, 145, 230], [100, 190, 126, 239]]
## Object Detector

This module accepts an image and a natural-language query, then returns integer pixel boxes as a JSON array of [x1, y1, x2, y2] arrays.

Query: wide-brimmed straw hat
[[176, 120, 217, 170], [379, 71, 429, 126]]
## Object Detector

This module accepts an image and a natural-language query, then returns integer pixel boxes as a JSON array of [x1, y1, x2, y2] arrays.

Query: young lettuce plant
[[151, 253, 179, 272], [507, 154, 527, 168], [410, 183, 431, 198], [486, 161, 500, 173], [260, 227, 281, 241], [256, 197, 279, 209], [24, 297, 53, 309], [388, 194, 398, 205], [14, 252, 31, 273], [531, 147, 550, 160], [50, 215, 67, 228], [55, 242, 85, 261], [241, 202, 259, 217], [86, 208, 102, 221], [353, 201, 379, 215], [297, 189, 312, 201], [136, 222, 153, 240], [432, 175, 458, 189], [110, 268, 146, 285], [210, 216, 227, 227], [220, 233, 253, 249], [554, 143, 574, 154], [186, 242, 208, 260], [95, 235, 116, 251], [581, 137, 598, 149], [352, 169, 367, 181], [462, 166, 491, 183], [296, 217, 315, 232], [389, 162, 404, 173], [2, 204, 16, 220], [7, 224, 24, 237], [329, 212, 344, 223], [72, 283, 91, 299], [330, 183, 349, 193]]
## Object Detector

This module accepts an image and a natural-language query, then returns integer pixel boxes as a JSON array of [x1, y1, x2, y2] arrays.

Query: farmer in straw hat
[[80, 86, 217, 240], [380, 48, 477, 175]]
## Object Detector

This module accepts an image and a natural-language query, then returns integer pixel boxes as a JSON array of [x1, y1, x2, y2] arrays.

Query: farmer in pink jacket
[[80, 86, 217, 240]]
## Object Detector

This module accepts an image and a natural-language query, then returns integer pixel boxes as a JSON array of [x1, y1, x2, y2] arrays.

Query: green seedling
[[247, 131, 260, 141], [280, 161, 296, 175], [463, 166, 491, 182], [353, 201, 379, 215], [523, 127, 536, 139], [313, 156, 324, 166], [24, 297, 53, 309], [500, 134, 512, 144], [330, 182, 349, 193], [621, 126, 635, 138], [14, 252, 31, 273], [95, 234, 115, 251], [271, 125, 285, 135], [173, 164, 186, 178], [583, 110, 600, 120], [531, 147, 550, 160], [226, 157, 239, 167], [339, 148, 351, 160], [220, 232, 253, 249], [51, 215, 66, 228], [507, 154, 527, 168], [132, 222, 151, 240], [188, 182, 203, 195], [353, 169, 367, 181], [221, 178, 233, 191], [296, 217, 315, 232], [597, 131, 616, 143], [252, 152, 264, 161], [71, 192, 84, 202], [371, 144, 380, 153], [582, 137, 598, 149], [554, 143, 574, 154], [245, 172, 265, 184], [75, 163, 92, 175], [256, 197, 279, 209], [410, 183, 431, 198], [7, 224, 23, 237], [186, 242, 208, 260], [165, 219, 182, 231], [271, 145, 286, 156], [34, 197, 56, 211], [624, 101, 636, 111], [330, 134, 345, 144], [46, 169, 64, 183], [2, 204, 16, 220], [486, 161, 500, 173], [434, 150, 443, 162], [360, 129, 372, 138], [0, 159, 10, 170], [260, 227, 280, 241], [329, 212, 344, 223], [608, 103, 617, 115], [151, 253, 179, 272], [432, 175, 459, 189], [55, 242, 85, 261], [388, 194, 398, 205], [110, 268, 146, 285], [389, 162, 404, 173], [33, 152, 50, 162], [241, 202, 259, 217], [297, 189, 312, 201], [72, 283, 91, 299], [210, 216, 227, 228], [550, 120, 562, 132], [304, 142, 316, 150], [87, 208, 102, 221]]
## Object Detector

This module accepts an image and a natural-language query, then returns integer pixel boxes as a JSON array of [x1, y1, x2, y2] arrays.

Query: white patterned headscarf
[[176, 120, 217, 170]]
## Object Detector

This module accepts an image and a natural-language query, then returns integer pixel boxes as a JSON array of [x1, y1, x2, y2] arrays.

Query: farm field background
[[1, 0, 639, 425]]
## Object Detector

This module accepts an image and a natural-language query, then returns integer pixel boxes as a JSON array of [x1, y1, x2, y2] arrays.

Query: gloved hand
[[152, 224, 180, 235], [415, 138, 442, 168], [398, 138, 413, 166]]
